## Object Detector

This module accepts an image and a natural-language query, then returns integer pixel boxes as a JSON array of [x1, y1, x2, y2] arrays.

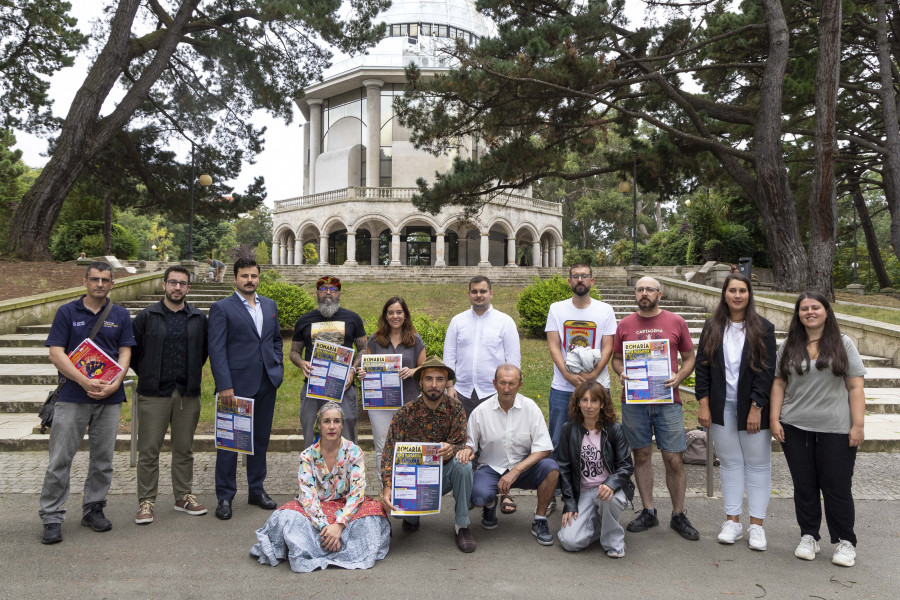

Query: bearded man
[[290, 276, 367, 447]]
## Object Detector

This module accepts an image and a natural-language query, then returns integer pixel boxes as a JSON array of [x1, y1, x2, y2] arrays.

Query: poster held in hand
[[361, 354, 403, 410], [623, 339, 674, 404], [306, 340, 355, 403], [67, 338, 124, 383], [215, 395, 255, 454], [390, 442, 443, 516]]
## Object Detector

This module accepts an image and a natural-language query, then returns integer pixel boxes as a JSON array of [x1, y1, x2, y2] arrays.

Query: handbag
[[38, 300, 115, 433], [683, 428, 719, 466]]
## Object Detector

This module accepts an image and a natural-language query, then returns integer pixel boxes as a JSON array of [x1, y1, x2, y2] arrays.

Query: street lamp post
[[185, 142, 212, 262], [852, 201, 859, 285], [631, 151, 638, 265]]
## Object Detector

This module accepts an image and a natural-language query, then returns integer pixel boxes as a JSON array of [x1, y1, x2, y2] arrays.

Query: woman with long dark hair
[[557, 381, 634, 557], [770, 292, 866, 567], [358, 297, 426, 474], [696, 273, 776, 551]]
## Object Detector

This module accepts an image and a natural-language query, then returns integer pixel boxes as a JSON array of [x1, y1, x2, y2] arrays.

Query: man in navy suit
[[208, 257, 284, 520]]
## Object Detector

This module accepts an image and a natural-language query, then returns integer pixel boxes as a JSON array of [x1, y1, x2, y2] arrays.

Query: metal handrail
[[124, 380, 138, 467]]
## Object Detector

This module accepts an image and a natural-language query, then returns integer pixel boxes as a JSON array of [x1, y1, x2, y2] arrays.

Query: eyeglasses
[[635, 287, 659, 293], [570, 274, 592, 281], [87, 277, 111, 285], [165, 280, 190, 288], [317, 286, 339, 293]]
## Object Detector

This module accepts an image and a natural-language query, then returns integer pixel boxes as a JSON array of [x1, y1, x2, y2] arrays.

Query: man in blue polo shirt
[[38, 261, 136, 544]]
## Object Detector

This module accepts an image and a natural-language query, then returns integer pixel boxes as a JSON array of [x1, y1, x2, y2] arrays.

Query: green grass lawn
[[120, 282, 699, 432]]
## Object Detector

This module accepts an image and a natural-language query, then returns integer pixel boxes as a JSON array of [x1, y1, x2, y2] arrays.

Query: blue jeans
[[401, 458, 473, 528], [548, 387, 573, 460]]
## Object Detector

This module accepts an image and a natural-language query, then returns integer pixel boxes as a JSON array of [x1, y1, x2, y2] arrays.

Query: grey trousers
[[137, 390, 201, 503], [300, 385, 358, 449], [557, 487, 627, 553], [39, 401, 121, 524]]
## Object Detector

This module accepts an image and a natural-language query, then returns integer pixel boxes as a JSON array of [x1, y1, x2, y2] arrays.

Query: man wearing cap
[[379, 356, 476, 553], [290, 276, 367, 447]]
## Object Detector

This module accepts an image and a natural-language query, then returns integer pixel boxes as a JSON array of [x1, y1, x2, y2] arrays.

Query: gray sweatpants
[[299, 385, 358, 449], [38, 401, 121, 524], [557, 486, 627, 553]]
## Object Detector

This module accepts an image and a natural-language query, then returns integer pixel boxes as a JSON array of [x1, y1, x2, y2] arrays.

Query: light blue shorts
[[620, 402, 687, 453]]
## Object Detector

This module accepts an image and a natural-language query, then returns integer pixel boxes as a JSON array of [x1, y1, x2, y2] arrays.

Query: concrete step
[[0, 385, 56, 412], [0, 348, 48, 364], [0, 334, 49, 348], [865, 389, 900, 414], [860, 367, 900, 388], [135, 294, 230, 302], [17, 325, 51, 335], [120, 300, 218, 309], [0, 363, 135, 386]]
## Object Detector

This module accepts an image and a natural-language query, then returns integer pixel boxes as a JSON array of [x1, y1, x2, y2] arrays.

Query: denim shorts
[[620, 402, 687, 453]]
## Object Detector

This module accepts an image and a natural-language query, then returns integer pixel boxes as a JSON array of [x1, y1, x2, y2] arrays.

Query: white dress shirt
[[466, 393, 553, 474], [443, 305, 520, 398], [237, 291, 264, 337]]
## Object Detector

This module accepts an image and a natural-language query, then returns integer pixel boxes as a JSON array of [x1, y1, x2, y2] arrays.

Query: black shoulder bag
[[38, 301, 115, 433]]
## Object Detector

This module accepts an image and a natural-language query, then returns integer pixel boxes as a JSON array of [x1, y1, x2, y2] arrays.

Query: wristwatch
[[752, 400, 764, 409]]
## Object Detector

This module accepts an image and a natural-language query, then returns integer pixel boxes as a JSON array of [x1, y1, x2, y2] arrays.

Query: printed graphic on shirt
[[564, 320, 597, 351], [634, 327, 664, 340], [580, 442, 604, 478], [311, 321, 346, 346]]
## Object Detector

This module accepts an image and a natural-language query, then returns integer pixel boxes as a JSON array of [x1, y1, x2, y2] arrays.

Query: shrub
[[50, 220, 139, 261], [230, 244, 255, 263], [516, 275, 601, 337], [254, 240, 270, 264], [257, 269, 316, 328], [362, 313, 447, 357]]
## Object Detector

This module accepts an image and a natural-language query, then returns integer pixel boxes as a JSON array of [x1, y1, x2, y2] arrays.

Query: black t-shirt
[[292, 307, 366, 364]]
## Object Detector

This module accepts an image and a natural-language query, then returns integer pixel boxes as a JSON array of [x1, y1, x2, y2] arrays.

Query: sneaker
[[174, 494, 207, 516], [531, 518, 554, 546], [832, 539, 856, 567], [748, 524, 767, 551], [717, 520, 743, 544], [41, 523, 62, 545], [627, 508, 659, 532], [606, 547, 625, 558], [794, 534, 820, 560], [545, 499, 557, 518], [670, 511, 700, 541], [135, 500, 154, 524], [481, 498, 499, 530], [81, 502, 112, 532]]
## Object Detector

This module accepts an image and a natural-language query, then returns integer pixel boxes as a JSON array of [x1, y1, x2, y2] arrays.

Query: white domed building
[[271, 0, 563, 268]]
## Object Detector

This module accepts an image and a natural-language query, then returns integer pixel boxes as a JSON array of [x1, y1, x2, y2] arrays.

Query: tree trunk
[[875, 0, 900, 267], [7, 0, 200, 260], [806, 0, 842, 300], [849, 178, 893, 289], [103, 191, 113, 255]]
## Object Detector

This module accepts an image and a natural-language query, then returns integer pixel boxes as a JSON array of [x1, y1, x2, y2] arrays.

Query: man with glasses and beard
[[131, 266, 209, 525], [611, 276, 698, 541], [291, 276, 366, 447]]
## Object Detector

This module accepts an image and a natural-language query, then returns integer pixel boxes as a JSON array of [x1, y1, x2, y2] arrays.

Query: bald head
[[635, 276, 661, 292]]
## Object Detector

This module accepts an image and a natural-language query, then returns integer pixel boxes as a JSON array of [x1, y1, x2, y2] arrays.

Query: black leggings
[[780, 423, 857, 545]]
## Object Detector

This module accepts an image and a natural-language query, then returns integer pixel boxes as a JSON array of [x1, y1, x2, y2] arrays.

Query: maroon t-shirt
[[613, 310, 693, 404]]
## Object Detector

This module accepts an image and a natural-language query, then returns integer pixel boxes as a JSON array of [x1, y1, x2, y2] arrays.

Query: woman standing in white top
[[696, 273, 776, 551]]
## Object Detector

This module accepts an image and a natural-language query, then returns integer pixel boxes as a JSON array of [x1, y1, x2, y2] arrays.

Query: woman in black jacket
[[557, 381, 634, 558], [695, 273, 776, 551]]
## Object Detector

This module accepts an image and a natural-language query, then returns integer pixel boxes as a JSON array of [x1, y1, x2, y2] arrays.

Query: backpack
[[684, 428, 719, 466]]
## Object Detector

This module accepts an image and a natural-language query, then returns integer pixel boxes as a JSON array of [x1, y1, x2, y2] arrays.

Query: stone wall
[[0, 272, 164, 335]]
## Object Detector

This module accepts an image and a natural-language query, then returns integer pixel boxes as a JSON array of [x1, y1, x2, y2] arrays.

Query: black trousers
[[780, 423, 857, 545]]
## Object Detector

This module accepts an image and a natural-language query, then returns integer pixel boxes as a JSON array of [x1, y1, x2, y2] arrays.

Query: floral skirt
[[250, 498, 390, 573]]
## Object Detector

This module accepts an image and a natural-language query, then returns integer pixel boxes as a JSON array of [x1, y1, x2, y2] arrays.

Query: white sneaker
[[748, 524, 767, 551], [794, 534, 820, 560], [717, 520, 743, 544], [606, 547, 625, 558], [832, 539, 856, 567]]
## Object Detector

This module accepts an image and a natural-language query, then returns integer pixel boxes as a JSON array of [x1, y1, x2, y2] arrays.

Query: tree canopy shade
[[6, 0, 389, 260], [0, 1, 86, 133], [396, 0, 899, 293]]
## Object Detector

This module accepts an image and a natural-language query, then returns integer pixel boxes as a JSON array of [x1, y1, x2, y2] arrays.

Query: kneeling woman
[[557, 381, 635, 557], [251, 403, 390, 572]]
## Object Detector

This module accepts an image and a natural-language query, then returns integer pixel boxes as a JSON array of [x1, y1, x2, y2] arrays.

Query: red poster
[[67, 338, 124, 383]]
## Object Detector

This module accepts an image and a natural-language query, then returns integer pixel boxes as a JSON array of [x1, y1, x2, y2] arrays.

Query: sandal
[[499, 494, 517, 514]]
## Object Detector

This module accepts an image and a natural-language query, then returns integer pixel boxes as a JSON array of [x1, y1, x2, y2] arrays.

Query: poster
[[361, 354, 403, 410], [390, 442, 443, 516], [305, 340, 355, 403], [623, 339, 674, 404], [67, 338, 124, 383], [215, 395, 255, 454]]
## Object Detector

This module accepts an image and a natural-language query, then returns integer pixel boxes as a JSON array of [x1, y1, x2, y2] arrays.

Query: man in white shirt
[[545, 264, 617, 455], [444, 276, 521, 418], [456, 365, 559, 546]]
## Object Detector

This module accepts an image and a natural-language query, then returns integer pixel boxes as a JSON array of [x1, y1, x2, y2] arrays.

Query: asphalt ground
[[1, 451, 898, 600]]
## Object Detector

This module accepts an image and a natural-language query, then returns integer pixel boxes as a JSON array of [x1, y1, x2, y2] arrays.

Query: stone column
[[390, 232, 401, 266], [318, 234, 328, 265], [286, 245, 294, 266], [294, 239, 302, 265], [556, 244, 563, 268], [370, 236, 379, 265], [345, 231, 358, 265], [506, 237, 517, 267], [532, 242, 541, 268], [272, 241, 280, 266], [542, 242, 548, 268], [308, 99, 323, 193], [434, 232, 446, 266], [363, 80, 384, 188], [459, 235, 468, 266], [478, 232, 491, 267]]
